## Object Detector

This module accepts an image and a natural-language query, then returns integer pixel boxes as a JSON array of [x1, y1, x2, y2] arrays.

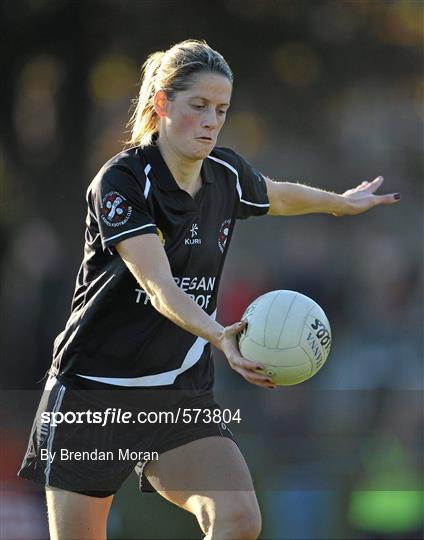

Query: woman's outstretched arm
[[265, 176, 400, 216]]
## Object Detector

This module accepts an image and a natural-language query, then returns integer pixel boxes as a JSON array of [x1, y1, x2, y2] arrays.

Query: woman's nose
[[202, 109, 218, 129]]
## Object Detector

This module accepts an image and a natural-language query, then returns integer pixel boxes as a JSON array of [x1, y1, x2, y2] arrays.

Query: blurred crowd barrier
[[1, 1, 422, 538]]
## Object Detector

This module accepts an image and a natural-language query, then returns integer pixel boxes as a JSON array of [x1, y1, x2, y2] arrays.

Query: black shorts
[[18, 376, 236, 497]]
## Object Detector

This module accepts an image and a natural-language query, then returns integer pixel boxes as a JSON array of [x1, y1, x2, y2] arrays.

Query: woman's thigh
[[45, 486, 113, 540], [144, 436, 261, 534]]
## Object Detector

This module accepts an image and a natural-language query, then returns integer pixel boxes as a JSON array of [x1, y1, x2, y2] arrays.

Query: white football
[[238, 290, 332, 386]]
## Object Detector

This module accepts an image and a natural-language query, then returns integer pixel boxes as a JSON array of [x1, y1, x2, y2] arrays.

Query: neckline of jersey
[[140, 144, 214, 193]]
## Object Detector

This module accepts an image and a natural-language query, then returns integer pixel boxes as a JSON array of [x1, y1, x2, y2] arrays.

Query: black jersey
[[50, 144, 269, 390]]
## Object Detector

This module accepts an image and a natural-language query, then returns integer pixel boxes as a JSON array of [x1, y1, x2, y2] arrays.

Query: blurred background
[[0, 0, 422, 539]]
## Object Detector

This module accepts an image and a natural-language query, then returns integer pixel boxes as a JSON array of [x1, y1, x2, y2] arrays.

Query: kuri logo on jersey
[[218, 219, 232, 253], [185, 223, 202, 245], [101, 191, 132, 227]]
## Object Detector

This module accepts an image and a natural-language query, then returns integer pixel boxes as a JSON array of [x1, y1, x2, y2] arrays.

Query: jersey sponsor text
[[135, 275, 216, 309]]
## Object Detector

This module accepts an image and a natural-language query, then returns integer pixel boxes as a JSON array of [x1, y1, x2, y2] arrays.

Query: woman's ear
[[153, 90, 168, 118]]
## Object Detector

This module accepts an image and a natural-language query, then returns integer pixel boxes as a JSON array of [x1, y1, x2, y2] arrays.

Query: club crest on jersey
[[218, 219, 231, 253], [101, 191, 132, 227]]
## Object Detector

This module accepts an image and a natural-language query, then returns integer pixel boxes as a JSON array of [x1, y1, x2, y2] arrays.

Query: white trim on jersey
[[144, 164, 151, 198], [207, 155, 270, 208], [45, 375, 58, 391], [76, 310, 217, 387], [86, 188, 98, 223], [104, 223, 156, 243], [85, 228, 100, 246], [88, 206, 98, 222], [44, 381, 66, 485]]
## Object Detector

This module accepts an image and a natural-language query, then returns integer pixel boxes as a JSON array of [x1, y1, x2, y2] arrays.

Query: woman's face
[[157, 72, 232, 161]]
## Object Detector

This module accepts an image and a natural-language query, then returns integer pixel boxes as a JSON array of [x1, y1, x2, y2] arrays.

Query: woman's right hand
[[218, 321, 277, 389]]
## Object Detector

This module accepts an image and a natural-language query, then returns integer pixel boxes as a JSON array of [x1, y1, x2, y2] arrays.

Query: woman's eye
[[192, 104, 204, 110]]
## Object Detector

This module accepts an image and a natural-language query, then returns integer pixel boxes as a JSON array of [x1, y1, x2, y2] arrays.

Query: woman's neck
[[157, 137, 202, 196]]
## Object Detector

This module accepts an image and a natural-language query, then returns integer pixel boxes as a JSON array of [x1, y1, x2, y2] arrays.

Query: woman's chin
[[190, 143, 215, 160]]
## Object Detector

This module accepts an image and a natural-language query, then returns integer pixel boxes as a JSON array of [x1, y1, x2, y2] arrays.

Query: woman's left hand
[[334, 176, 401, 216]]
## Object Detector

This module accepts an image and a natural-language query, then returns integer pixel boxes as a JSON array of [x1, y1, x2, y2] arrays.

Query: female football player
[[19, 40, 400, 540]]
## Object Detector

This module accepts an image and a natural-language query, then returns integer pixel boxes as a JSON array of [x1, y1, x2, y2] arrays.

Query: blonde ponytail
[[127, 40, 233, 148], [127, 51, 164, 147]]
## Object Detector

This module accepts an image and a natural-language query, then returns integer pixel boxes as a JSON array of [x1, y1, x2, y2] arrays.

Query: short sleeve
[[89, 165, 157, 250], [235, 154, 269, 220]]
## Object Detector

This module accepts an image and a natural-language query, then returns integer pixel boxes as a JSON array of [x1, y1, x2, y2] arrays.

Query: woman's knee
[[219, 503, 262, 540], [198, 493, 262, 540]]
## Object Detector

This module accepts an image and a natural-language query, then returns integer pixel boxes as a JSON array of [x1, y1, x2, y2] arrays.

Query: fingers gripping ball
[[238, 290, 332, 386]]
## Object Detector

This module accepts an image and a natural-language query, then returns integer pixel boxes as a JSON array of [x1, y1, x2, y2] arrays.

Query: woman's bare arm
[[116, 234, 276, 388]]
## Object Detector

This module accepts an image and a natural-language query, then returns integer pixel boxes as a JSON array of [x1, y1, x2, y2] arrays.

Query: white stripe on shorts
[[44, 380, 66, 485]]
